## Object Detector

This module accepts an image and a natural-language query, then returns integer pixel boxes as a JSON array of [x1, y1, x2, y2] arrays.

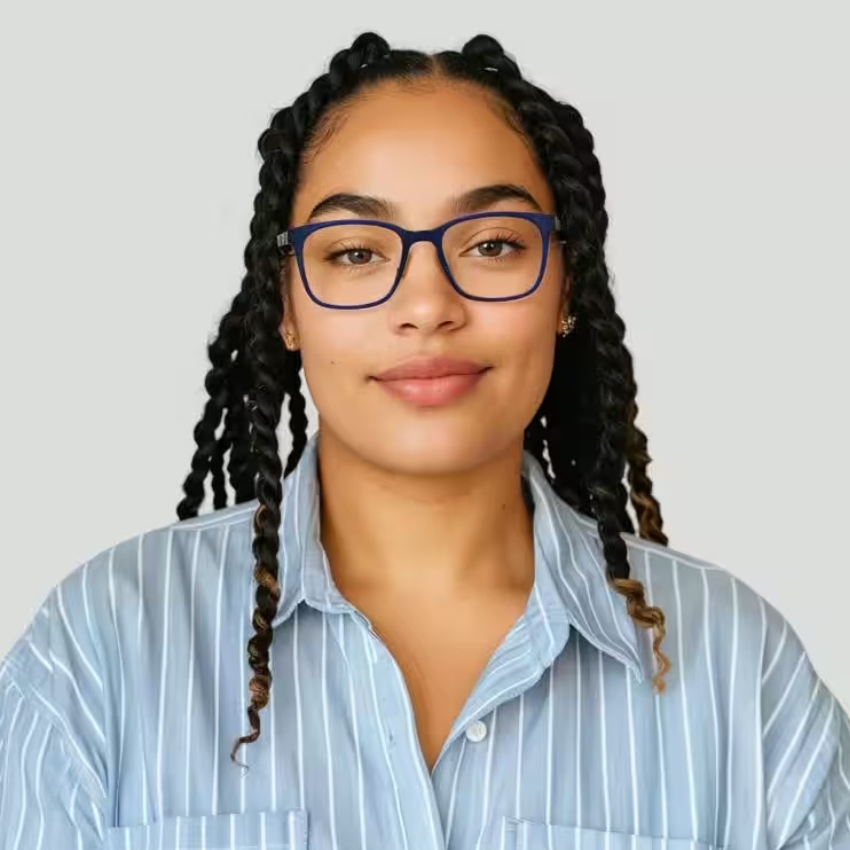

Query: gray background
[[0, 2, 847, 705]]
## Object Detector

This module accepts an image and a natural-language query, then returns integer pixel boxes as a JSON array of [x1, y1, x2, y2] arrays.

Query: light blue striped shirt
[[1, 434, 848, 850]]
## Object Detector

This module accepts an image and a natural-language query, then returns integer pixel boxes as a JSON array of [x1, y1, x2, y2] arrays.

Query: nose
[[386, 241, 468, 335]]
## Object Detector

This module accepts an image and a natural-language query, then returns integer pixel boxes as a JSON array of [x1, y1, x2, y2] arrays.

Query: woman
[[0, 31, 847, 850]]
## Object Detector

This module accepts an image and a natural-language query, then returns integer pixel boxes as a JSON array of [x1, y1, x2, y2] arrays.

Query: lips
[[373, 357, 488, 382], [372, 357, 489, 407]]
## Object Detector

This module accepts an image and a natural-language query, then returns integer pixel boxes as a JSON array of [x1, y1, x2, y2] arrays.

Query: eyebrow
[[304, 183, 544, 223]]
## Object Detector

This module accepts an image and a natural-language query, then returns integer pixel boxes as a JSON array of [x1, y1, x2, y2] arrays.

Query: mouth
[[371, 357, 490, 407]]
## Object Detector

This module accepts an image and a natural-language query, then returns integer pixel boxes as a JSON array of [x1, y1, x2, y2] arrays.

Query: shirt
[[1, 434, 848, 850]]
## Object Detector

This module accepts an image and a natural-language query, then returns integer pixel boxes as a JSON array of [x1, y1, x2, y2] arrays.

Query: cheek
[[295, 308, 375, 409], [497, 320, 557, 413]]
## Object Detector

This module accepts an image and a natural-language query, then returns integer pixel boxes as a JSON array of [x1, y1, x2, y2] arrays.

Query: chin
[[329, 417, 519, 478]]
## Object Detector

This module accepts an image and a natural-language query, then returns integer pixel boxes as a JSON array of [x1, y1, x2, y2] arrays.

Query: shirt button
[[465, 720, 488, 743]]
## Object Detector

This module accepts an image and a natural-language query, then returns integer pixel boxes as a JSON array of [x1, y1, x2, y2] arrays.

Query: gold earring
[[283, 329, 299, 351], [558, 313, 577, 337]]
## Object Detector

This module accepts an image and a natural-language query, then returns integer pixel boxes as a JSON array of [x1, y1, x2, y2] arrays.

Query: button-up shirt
[[1, 435, 848, 850]]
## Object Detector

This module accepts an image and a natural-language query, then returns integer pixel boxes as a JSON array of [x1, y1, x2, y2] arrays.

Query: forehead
[[291, 80, 555, 224]]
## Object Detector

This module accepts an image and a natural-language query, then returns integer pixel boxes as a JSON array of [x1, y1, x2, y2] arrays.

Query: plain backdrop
[[0, 2, 847, 706]]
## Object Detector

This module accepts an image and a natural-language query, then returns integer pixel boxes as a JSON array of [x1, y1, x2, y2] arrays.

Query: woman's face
[[283, 79, 567, 475]]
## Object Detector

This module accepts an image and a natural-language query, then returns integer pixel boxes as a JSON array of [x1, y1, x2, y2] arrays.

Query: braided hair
[[176, 32, 671, 763]]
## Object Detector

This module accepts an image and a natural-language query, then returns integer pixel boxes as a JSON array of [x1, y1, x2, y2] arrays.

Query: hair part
[[176, 31, 670, 765]]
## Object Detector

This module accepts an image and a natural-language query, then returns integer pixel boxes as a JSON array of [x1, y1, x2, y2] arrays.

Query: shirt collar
[[270, 433, 647, 683]]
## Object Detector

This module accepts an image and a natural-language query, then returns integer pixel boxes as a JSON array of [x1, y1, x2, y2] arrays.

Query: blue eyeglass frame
[[275, 210, 564, 310]]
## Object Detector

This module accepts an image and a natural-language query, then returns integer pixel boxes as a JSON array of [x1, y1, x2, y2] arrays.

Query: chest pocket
[[104, 809, 308, 850], [504, 820, 720, 850]]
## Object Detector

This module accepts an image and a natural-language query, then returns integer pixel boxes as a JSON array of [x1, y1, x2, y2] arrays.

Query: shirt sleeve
[[761, 612, 850, 849], [0, 663, 106, 849]]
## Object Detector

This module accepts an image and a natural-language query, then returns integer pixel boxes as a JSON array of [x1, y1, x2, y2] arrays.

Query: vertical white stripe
[[32, 724, 50, 850], [626, 661, 639, 833], [340, 617, 366, 850], [56, 582, 103, 690], [599, 651, 611, 840], [546, 662, 555, 821], [515, 692, 525, 817], [48, 652, 105, 743], [155, 528, 175, 819], [700, 568, 720, 847], [363, 629, 409, 850], [321, 613, 339, 850], [12, 714, 39, 850], [90, 803, 103, 841], [826, 781, 837, 850], [764, 652, 808, 738], [70, 780, 85, 850], [293, 605, 304, 809], [287, 810, 297, 850], [839, 720, 850, 841], [26, 640, 52, 674], [750, 598, 767, 850], [239, 553, 248, 814], [838, 715, 850, 796], [185, 529, 202, 815], [531, 583, 557, 657], [269, 607, 278, 813], [211, 524, 231, 815], [108, 546, 127, 826], [777, 696, 836, 844], [723, 577, 740, 849], [761, 619, 788, 686], [575, 636, 583, 826], [81, 561, 97, 662], [137, 532, 151, 823], [445, 738, 467, 847], [388, 661, 441, 850], [529, 481, 595, 640], [548, 659, 557, 850], [767, 679, 822, 802], [476, 707, 500, 850], [644, 554, 668, 836], [673, 560, 698, 839], [275, 472, 299, 814]]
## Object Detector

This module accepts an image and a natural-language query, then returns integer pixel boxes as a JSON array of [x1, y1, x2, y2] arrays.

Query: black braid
[[537, 86, 666, 543], [177, 293, 248, 519]]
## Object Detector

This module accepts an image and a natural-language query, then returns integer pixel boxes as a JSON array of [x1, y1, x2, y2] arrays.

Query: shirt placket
[[366, 622, 447, 850]]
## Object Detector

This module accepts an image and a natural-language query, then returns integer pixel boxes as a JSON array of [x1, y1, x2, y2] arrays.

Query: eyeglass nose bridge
[[392, 222, 458, 287]]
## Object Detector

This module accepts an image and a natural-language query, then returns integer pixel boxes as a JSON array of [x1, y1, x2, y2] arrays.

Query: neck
[[316, 428, 535, 601]]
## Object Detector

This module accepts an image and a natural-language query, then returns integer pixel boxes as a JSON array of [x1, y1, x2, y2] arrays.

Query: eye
[[475, 239, 513, 258], [470, 237, 526, 258], [326, 246, 379, 266]]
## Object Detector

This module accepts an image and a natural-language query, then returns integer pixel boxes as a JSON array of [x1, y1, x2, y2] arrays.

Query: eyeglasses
[[276, 211, 563, 310]]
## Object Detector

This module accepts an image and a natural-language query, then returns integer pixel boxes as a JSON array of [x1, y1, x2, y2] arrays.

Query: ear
[[279, 272, 299, 340]]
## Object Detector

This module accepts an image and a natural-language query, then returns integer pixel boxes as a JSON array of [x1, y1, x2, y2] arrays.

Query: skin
[[281, 78, 570, 768]]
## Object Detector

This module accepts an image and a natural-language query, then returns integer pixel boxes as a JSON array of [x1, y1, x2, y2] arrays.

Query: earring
[[283, 329, 299, 351], [558, 313, 577, 337]]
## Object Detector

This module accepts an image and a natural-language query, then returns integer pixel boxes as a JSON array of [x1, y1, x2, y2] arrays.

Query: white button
[[465, 720, 488, 743]]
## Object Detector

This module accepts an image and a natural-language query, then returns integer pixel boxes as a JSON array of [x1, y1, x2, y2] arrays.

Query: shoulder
[[1, 499, 257, 718], [568, 508, 794, 671]]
